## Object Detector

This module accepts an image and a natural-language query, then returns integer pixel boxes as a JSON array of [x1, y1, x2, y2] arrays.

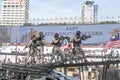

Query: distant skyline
[[0, 0, 120, 20]]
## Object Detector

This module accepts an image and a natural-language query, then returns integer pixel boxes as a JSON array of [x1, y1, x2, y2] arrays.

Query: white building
[[1, 0, 29, 26], [81, 0, 98, 23]]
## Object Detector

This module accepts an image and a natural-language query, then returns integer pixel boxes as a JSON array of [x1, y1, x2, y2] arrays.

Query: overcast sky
[[0, 0, 120, 20]]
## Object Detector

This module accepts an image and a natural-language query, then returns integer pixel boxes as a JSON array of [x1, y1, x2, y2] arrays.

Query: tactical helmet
[[31, 34, 36, 39], [39, 31, 43, 35], [54, 33, 59, 37], [76, 31, 81, 36]]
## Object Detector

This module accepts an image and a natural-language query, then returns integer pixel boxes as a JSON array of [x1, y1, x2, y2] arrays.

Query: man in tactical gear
[[25, 32, 46, 64], [25, 34, 37, 64], [36, 31, 46, 64], [25, 34, 37, 48], [37, 31, 46, 46], [71, 31, 91, 62], [52, 33, 61, 47], [51, 33, 64, 63]]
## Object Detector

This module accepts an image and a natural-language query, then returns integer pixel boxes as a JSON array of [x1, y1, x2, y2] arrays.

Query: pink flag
[[19, 0, 23, 9]]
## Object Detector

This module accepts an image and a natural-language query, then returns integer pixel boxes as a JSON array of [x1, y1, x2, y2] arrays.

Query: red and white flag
[[19, 0, 23, 8], [104, 40, 120, 51], [60, 39, 68, 50]]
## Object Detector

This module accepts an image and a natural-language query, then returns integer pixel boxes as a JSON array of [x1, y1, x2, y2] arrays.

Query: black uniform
[[36, 32, 46, 64], [72, 31, 91, 62], [51, 33, 64, 62]]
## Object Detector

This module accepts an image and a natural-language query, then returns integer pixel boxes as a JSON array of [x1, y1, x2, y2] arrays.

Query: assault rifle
[[81, 34, 91, 40]]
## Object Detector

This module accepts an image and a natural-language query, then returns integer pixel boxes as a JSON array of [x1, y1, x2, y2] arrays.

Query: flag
[[104, 31, 120, 51], [19, 0, 23, 9], [60, 39, 68, 50], [104, 40, 120, 51], [110, 32, 119, 41]]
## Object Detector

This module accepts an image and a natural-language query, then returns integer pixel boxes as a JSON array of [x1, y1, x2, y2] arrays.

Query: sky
[[0, 0, 120, 20]]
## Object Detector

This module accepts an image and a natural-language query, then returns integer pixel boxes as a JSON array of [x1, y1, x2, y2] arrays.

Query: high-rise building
[[81, 0, 98, 23], [1, 0, 29, 26], [93, 4, 98, 23]]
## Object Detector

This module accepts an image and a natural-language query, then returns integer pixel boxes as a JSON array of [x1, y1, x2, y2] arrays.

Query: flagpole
[[15, 0, 22, 63], [15, 27, 18, 63], [15, 0, 19, 64]]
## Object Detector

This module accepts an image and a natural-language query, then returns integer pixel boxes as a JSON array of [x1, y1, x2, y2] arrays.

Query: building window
[[4, 5, 6, 8], [12, 5, 14, 7], [8, 5, 10, 7]]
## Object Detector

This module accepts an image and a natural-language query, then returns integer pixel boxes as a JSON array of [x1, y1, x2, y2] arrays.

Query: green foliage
[[23, 23, 33, 26], [99, 21, 117, 24]]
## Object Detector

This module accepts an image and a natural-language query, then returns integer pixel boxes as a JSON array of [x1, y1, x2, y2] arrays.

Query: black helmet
[[54, 33, 59, 37], [39, 31, 43, 35], [31, 34, 36, 39], [32, 34, 36, 37], [76, 31, 81, 36], [39, 32, 44, 37]]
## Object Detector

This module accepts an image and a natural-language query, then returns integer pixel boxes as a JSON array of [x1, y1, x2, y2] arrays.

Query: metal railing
[[0, 16, 120, 26], [28, 16, 120, 26]]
